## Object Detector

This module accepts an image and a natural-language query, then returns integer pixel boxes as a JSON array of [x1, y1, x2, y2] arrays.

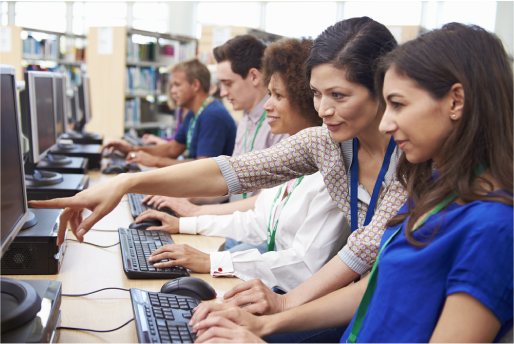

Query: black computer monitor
[[74, 74, 91, 133], [83, 74, 92, 123], [1, 64, 42, 334], [20, 71, 57, 165], [19, 71, 63, 185], [1, 65, 30, 257], [52, 73, 68, 138]]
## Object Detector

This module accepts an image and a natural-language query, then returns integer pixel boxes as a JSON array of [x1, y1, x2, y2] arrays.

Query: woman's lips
[[267, 116, 279, 124], [324, 123, 342, 131], [395, 140, 408, 150]]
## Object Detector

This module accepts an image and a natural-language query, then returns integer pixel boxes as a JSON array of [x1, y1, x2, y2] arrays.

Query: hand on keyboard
[[148, 243, 210, 273], [125, 150, 160, 167], [104, 140, 134, 155], [144, 195, 199, 217], [190, 303, 266, 343], [135, 210, 179, 233]]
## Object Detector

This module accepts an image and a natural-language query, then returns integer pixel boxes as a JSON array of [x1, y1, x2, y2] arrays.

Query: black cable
[[57, 318, 134, 333], [62, 287, 129, 297], [66, 238, 120, 248]]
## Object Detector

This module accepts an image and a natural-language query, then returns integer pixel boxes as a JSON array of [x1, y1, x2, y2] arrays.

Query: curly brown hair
[[261, 38, 321, 126]]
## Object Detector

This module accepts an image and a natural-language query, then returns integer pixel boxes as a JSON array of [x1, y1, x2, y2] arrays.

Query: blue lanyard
[[350, 137, 396, 233]]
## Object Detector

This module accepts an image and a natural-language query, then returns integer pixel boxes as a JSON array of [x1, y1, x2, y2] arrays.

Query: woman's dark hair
[[261, 38, 321, 126], [306, 17, 397, 99], [376, 23, 513, 246]]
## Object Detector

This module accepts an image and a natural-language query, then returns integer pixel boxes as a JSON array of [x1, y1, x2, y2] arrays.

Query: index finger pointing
[[29, 197, 75, 209]]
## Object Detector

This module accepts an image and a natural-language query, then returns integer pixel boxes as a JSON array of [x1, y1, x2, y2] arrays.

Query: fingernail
[[77, 228, 86, 238]]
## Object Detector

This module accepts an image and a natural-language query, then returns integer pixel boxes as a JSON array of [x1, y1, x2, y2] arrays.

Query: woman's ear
[[449, 83, 465, 120]]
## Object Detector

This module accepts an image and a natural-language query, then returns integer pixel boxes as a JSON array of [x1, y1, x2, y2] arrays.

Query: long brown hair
[[376, 23, 513, 246]]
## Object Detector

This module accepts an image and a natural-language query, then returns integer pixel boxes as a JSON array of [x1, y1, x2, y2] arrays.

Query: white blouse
[[179, 172, 350, 291]]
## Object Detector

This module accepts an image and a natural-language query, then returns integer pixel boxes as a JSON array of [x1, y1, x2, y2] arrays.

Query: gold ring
[[131, 152, 136, 158]]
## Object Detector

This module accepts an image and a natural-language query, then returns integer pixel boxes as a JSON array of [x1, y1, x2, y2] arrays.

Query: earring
[[452, 114, 456, 119]]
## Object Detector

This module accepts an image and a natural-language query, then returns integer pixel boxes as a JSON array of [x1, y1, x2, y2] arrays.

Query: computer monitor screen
[[53, 75, 66, 137], [1, 66, 29, 258], [83, 75, 92, 123], [34, 75, 56, 154]]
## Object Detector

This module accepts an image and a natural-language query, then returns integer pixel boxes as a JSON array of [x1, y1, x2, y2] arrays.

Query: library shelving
[[86, 27, 196, 139], [21, 27, 87, 93]]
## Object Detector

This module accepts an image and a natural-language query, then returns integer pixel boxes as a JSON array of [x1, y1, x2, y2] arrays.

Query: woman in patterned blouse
[[30, 17, 406, 327]]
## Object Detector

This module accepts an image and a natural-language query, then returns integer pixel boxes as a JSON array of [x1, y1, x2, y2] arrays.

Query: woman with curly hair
[[126, 37, 351, 293]]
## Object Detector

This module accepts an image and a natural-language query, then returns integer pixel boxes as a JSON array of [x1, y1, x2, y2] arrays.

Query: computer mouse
[[102, 165, 127, 174], [161, 277, 216, 300], [129, 219, 162, 230]]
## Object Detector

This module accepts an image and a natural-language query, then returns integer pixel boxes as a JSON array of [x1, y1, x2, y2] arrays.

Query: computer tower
[[1, 209, 67, 275], [25, 173, 89, 201], [49, 144, 103, 170], [36, 156, 89, 175], [61, 132, 103, 145]]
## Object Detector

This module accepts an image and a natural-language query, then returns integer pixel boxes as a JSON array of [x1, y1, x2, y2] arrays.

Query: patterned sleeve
[[213, 127, 323, 195], [338, 171, 409, 274]]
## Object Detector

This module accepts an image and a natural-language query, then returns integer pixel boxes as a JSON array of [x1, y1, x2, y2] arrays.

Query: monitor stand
[[55, 140, 77, 151], [21, 211, 38, 230], [25, 170, 63, 187], [44, 153, 72, 166], [1, 278, 42, 333]]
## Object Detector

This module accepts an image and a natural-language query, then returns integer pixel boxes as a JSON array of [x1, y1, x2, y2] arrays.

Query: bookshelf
[[21, 27, 87, 91], [0, 25, 23, 81], [86, 27, 197, 139]]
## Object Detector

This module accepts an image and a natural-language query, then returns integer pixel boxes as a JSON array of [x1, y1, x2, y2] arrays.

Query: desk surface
[[5, 160, 241, 343]]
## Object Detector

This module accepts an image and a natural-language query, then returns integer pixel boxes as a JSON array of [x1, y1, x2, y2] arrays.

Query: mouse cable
[[57, 318, 134, 333], [89, 228, 120, 232], [66, 238, 120, 248], [62, 287, 130, 297]]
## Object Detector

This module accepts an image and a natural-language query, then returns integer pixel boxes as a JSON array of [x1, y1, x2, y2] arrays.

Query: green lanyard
[[186, 95, 213, 158], [347, 162, 487, 343], [266, 176, 304, 252], [242, 111, 267, 199]]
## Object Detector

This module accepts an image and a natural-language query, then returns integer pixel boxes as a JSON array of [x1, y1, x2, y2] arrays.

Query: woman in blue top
[[190, 23, 513, 343]]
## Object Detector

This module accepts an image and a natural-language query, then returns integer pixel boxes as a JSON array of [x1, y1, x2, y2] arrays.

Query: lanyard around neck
[[347, 162, 488, 343], [266, 177, 304, 252], [242, 111, 267, 199], [186, 95, 213, 157], [350, 136, 397, 233]]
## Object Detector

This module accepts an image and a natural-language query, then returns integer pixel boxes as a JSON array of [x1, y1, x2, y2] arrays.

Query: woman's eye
[[332, 92, 345, 99], [391, 102, 403, 109], [311, 89, 320, 97], [276, 93, 282, 99]]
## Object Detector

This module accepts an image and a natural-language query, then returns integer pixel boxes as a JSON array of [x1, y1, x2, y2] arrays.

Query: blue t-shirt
[[174, 99, 236, 158], [341, 199, 513, 343]]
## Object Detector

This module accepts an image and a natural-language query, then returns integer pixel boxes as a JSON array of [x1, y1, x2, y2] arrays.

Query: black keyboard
[[130, 288, 199, 343], [123, 133, 145, 146], [128, 193, 178, 218], [110, 152, 141, 172], [119, 227, 189, 279]]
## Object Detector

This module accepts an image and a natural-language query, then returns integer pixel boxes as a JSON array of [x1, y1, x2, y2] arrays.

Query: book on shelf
[[127, 39, 156, 62], [126, 66, 166, 95], [125, 98, 158, 126], [23, 36, 59, 60]]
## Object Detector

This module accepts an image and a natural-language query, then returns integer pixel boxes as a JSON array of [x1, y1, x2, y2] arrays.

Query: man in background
[[105, 59, 237, 167]]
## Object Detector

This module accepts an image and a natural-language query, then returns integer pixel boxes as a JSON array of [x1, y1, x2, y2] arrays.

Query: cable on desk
[[62, 287, 130, 297], [57, 318, 134, 333], [89, 228, 119, 232], [66, 238, 120, 248]]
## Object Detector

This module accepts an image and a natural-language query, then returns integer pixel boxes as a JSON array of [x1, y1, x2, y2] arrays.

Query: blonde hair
[[170, 59, 210, 93]]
